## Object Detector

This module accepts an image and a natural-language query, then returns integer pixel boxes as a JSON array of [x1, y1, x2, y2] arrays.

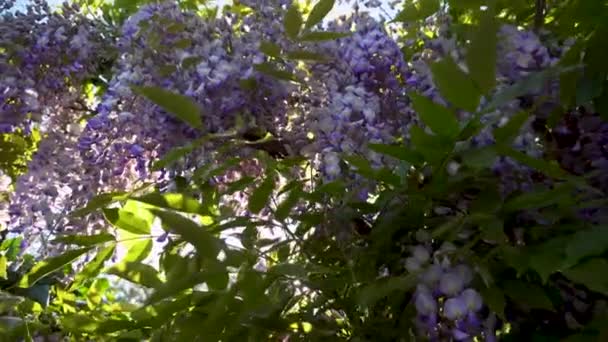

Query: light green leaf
[[123, 239, 153, 263], [466, 9, 497, 93], [0, 256, 6, 280], [394, 0, 439, 22], [430, 57, 481, 112], [106, 262, 163, 288], [248, 175, 276, 214], [299, 31, 351, 41], [18, 248, 92, 288], [410, 93, 460, 139], [51, 233, 115, 247], [305, 0, 335, 30], [152, 209, 220, 260], [103, 207, 152, 235], [132, 86, 202, 129], [284, 4, 302, 39]]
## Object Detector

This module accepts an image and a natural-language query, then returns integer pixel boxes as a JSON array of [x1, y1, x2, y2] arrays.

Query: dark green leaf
[[565, 225, 608, 267], [132, 86, 202, 129], [259, 41, 282, 58], [562, 258, 608, 296], [103, 207, 152, 235], [502, 279, 554, 311], [368, 143, 424, 165], [503, 184, 573, 212], [466, 9, 497, 93], [447, 0, 484, 10], [409, 125, 452, 164], [480, 285, 506, 320], [299, 31, 351, 41], [248, 175, 276, 214], [284, 4, 302, 39], [152, 209, 220, 259], [51, 233, 115, 247], [494, 111, 529, 145], [410, 93, 460, 139], [357, 274, 417, 307], [284, 50, 329, 61], [496, 145, 566, 178], [152, 137, 207, 171], [106, 262, 163, 288], [254, 63, 299, 82], [305, 0, 335, 30], [430, 57, 481, 112], [529, 236, 569, 283], [275, 184, 303, 221], [71, 192, 127, 217], [18, 248, 92, 287]]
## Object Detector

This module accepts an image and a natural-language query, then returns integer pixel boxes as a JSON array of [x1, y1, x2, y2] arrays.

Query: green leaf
[[152, 137, 207, 171], [357, 274, 417, 307], [284, 50, 329, 62], [133, 192, 210, 216], [305, 0, 335, 30], [562, 258, 608, 296], [18, 248, 92, 287], [103, 207, 152, 235], [368, 143, 424, 165], [409, 125, 452, 164], [480, 218, 507, 244], [430, 57, 481, 112], [494, 111, 529, 145], [152, 209, 220, 260], [503, 184, 573, 212], [466, 9, 497, 93], [51, 233, 115, 247], [259, 41, 282, 58], [248, 175, 276, 214], [123, 239, 153, 263], [284, 4, 303, 39], [254, 63, 299, 82], [71, 245, 116, 290], [106, 262, 163, 288], [275, 183, 303, 221], [529, 236, 569, 283], [71, 192, 127, 217], [559, 42, 584, 107], [394, 0, 440, 22], [0, 256, 6, 280], [132, 86, 202, 129], [410, 93, 460, 139], [479, 285, 506, 320], [447, 0, 484, 10], [565, 225, 608, 267], [502, 279, 554, 311], [496, 145, 566, 178], [298, 31, 351, 41]]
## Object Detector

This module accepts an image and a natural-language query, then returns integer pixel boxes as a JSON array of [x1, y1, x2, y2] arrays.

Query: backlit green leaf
[[106, 262, 163, 289], [103, 207, 151, 235], [19, 248, 92, 288], [305, 0, 335, 30]]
